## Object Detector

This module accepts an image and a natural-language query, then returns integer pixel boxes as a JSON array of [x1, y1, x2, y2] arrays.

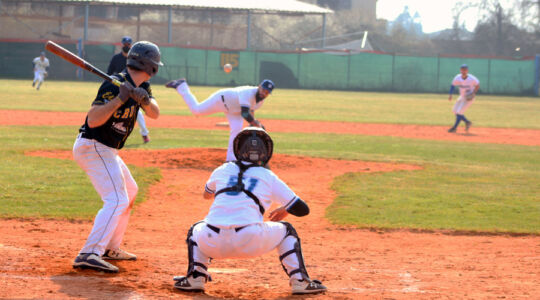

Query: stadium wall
[[0, 40, 537, 96]]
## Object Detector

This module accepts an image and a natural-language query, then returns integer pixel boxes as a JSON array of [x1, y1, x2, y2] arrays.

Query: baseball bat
[[45, 40, 121, 87]]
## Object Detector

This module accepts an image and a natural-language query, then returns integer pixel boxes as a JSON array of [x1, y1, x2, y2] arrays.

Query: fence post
[[487, 59, 491, 94], [535, 55, 539, 96]]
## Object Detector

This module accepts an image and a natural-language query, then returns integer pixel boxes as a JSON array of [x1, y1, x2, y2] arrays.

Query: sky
[[376, 0, 485, 33]]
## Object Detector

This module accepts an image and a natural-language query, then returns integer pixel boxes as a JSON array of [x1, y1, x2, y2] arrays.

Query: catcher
[[447, 64, 480, 133], [172, 127, 327, 295]]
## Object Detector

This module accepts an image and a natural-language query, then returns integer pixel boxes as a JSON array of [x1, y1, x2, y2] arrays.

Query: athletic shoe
[[165, 78, 186, 89], [173, 274, 206, 292], [142, 135, 150, 144], [73, 253, 119, 273], [447, 127, 456, 133], [103, 248, 137, 260], [290, 278, 327, 294], [465, 121, 472, 133]]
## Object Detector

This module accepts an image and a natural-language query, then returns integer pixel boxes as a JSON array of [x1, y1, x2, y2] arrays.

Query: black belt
[[206, 224, 247, 234]]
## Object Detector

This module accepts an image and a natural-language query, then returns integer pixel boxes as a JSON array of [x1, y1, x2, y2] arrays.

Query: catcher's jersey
[[204, 162, 297, 226], [452, 74, 479, 97], [33, 57, 49, 72], [218, 86, 265, 114], [78, 71, 152, 149]]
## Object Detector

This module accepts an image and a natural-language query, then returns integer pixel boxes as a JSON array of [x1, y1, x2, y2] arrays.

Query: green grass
[[0, 126, 161, 219], [0, 79, 539, 233], [1, 79, 539, 128]]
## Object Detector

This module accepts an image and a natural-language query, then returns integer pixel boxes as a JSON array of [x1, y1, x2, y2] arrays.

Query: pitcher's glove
[[465, 92, 475, 101], [131, 87, 151, 106]]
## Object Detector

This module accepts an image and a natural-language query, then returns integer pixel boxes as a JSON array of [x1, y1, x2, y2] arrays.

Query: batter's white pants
[[190, 222, 304, 280], [176, 84, 243, 161], [453, 96, 474, 115], [137, 110, 149, 136], [73, 136, 138, 256]]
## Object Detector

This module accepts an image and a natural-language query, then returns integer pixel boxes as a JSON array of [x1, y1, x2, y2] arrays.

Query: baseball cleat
[[73, 253, 119, 273], [173, 275, 206, 292], [165, 78, 186, 89], [142, 135, 150, 144], [465, 121, 472, 132], [447, 127, 456, 133], [290, 278, 327, 294], [103, 248, 137, 260]]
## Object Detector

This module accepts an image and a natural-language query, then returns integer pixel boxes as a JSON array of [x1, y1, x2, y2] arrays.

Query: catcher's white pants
[[176, 85, 243, 161], [73, 136, 138, 256], [137, 110, 149, 136], [453, 96, 474, 115], [190, 222, 304, 280]]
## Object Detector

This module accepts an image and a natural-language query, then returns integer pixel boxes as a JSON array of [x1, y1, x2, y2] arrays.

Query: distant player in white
[[448, 64, 480, 133], [165, 78, 274, 161], [172, 127, 327, 295], [32, 52, 49, 90]]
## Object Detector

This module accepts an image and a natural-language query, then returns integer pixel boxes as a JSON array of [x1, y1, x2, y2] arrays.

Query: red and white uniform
[[175, 84, 265, 161]]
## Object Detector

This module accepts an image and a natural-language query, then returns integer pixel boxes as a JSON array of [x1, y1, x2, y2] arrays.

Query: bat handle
[[112, 78, 122, 87]]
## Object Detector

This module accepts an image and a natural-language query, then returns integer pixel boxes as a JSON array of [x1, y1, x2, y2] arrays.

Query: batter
[[72, 41, 163, 273]]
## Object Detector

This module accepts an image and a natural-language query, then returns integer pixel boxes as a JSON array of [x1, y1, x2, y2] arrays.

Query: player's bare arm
[[203, 190, 213, 199], [268, 206, 289, 221], [140, 97, 160, 119]]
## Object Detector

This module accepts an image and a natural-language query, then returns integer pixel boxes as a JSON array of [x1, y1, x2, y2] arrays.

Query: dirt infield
[[1, 110, 539, 299], [1, 109, 540, 146]]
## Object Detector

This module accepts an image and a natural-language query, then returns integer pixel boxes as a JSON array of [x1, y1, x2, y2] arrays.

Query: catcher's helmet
[[127, 41, 164, 76], [233, 127, 273, 166]]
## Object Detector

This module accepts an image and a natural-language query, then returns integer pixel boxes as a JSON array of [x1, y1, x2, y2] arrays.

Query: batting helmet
[[233, 127, 274, 166], [127, 41, 164, 76]]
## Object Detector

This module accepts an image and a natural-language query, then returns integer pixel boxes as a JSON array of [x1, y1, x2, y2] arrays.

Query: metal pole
[[84, 4, 89, 41], [136, 8, 140, 41], [321, 14, 327, 48], [168, 6, 172, 43], [246, 11, 252, 49], [535, 55, 539, 96]]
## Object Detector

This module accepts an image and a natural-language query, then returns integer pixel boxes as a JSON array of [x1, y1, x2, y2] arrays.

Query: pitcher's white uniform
[[32, 55, 49, 89], [451, 74, 479, 114], [189, 162, 303, 277], [175, 84, 265, 161]]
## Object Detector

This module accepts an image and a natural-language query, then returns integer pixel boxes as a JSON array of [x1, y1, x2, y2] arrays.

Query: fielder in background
[[107, 36, 151, 144], [172, 127, 327, 295], [72, 41, 163, 273], [448, 64, 480, 133], [32, 52, 49, 90], [165, 78, 274, 161]]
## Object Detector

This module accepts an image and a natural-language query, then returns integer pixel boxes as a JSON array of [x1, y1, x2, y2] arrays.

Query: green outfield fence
[[1, 40, 538, 96]]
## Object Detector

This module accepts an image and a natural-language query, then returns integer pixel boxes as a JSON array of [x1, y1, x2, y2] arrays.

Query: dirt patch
[[1, 148, 538, 299], [2, 109, 540, 146]]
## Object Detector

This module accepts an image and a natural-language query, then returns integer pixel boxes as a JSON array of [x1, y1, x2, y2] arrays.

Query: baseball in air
[[223, 63, 233, 73]]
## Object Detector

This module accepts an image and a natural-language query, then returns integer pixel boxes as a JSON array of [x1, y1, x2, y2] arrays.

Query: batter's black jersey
[[78, 71, 153, 149], [107, 53, 127, 75]]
